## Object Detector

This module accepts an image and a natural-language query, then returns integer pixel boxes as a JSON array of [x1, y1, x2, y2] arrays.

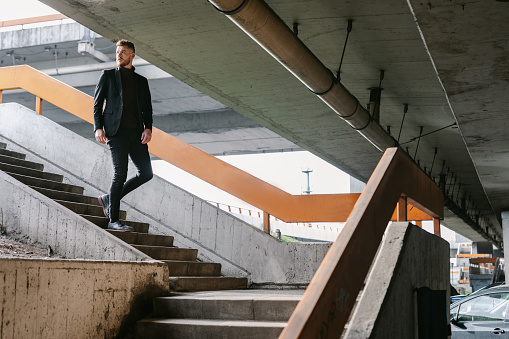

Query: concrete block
[[0, 259, 169, 339], [344, 222, 450, 338]]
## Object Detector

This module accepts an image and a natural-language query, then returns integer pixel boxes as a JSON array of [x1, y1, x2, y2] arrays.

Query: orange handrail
[[0, 65, 432, 226], [0, 14, 68, 28], [279, 147, 443, 338]]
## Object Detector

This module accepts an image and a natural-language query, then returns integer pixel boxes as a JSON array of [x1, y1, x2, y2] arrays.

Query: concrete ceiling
[[38, 0, 509, 245]]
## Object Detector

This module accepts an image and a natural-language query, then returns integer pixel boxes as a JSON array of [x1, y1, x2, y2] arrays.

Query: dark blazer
[[93, 67, 153, 137]]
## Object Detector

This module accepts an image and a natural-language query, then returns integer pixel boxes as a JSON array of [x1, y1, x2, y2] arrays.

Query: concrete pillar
[[502, 212, 509, 283]]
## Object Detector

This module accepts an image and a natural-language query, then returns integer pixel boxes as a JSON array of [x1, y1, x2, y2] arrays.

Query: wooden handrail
[[279, 147, 443, 338], [0, 65, 433, 226]]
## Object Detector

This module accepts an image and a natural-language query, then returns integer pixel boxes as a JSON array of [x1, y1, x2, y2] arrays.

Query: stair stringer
[[0, 169, 154, 261], [0, 103, 331, 286]]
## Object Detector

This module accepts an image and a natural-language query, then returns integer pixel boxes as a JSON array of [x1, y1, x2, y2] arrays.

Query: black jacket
[[93, 67, 153, 137]]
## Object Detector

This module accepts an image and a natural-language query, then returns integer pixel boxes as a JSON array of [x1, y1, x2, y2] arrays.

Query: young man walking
[[93, 39, 154, 231]]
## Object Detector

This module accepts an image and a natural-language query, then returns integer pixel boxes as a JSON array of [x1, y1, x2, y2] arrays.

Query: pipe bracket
[[210, 0, 250, 15], [309, 69, 335, 96], [351, 115, 372, 132], [340, 99, 361, 120]]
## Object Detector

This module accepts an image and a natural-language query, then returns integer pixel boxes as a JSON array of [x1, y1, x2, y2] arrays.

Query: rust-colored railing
[[0, 65, 433, 232], [0, 14, 68, 28], [279, 147, 443, 338]]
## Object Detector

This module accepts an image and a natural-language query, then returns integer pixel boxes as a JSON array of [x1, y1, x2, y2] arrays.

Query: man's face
[[116, 45, 135, 68]]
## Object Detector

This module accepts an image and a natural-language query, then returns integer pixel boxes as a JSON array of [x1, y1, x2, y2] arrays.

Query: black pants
[[107, 127, 153, 222]]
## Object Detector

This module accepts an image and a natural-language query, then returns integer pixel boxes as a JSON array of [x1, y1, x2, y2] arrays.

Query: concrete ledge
[[0, 170, 151, 261], [0, 258, 169, 338], [344, 222, 450, 338], [0, 103, 331, 285]]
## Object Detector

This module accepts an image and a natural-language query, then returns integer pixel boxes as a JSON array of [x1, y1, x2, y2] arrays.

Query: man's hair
[[116, 39, 135, 53]]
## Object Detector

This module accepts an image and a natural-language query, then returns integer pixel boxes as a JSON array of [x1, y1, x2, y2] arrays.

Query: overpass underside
[[35, 0, 509, 246]]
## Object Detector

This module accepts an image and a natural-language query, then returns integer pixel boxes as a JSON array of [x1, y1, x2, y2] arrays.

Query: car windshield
[[457, 292, 509, 322]]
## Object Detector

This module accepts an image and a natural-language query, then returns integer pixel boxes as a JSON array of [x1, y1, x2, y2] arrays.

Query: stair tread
[[169, 276, 245, 279], [30, 186, 101, 205], [156, 290, 304, 301], [134, 244, 187, 249], [0, 153, 44, 170], [138, 318, 287, 327], [80, 214, 149, 233], [107, 230, 173, 246], [55, 199, 127, 219], [0, 148, 26, 159], [161, 260, 216, 264], [7, 171, 84, 194], [0, 162, 63, 181]]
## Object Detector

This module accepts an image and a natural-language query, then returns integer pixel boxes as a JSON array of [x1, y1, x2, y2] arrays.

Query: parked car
[[450, 284, 509, 338], [451, 282, 505, 304]]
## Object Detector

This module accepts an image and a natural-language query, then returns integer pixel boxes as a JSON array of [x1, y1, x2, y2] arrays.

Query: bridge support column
[[502, 211, 509, 283]]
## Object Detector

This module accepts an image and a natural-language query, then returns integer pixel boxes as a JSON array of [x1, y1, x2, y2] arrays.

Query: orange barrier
[[0, 65, 433, 229], [0, 14, 68, 28]]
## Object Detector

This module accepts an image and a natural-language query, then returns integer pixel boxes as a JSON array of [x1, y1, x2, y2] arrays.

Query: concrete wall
[[0, 170, 152, 261], [344, 222, 450, 338], [0, 258, 169, 339], [0, 103, 331, 285]]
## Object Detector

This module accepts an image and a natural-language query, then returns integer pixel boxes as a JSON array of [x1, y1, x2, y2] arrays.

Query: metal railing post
[[397, 195, 407, 221], [433, 217, 441, 236], [35, 96, 43, 115], [263, 212, 270, 234]]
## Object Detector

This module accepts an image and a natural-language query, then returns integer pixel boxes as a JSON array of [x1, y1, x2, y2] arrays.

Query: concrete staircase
[[137, 290, 303, 338], [0, 142, 247, 292], [0, 141, 307, 338]]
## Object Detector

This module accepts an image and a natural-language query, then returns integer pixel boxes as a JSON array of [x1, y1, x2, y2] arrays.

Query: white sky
[[0, 0, 59, 21]]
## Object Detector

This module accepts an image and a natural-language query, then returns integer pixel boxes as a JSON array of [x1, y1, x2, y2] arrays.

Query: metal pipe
[[209, 0, 397, 151]]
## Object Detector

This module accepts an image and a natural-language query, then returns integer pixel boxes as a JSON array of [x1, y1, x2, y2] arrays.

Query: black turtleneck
[[119, 66, 139, 130]]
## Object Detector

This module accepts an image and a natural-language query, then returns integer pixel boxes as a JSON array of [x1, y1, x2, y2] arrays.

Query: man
[[93, 39, 153, 231]]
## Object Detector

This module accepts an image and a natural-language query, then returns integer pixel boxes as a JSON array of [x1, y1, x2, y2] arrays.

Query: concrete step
[[136, 318, 286, 339], [153, 290, 302, 321], [0, 142, 6, 149], [161, 260, 221, 277], [0, 162, 63, 182], [106, 230, 173, 247], [0, 148, 26, 160], [80, 214, 149, 233], [5, 172, 84, 194], [133, 245, 198, 261], [30, 186, 100, 206], [169, 277, 248, 292], [0, 153, 43, 171], [55, 199, 126, 220]]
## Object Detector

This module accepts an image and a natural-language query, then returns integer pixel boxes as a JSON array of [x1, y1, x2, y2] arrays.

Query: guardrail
[[0, 65, 434, 234], [0, 14, 68, 28]]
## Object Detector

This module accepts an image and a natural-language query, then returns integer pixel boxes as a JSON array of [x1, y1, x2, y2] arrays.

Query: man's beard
[[116, 58, 129, 67]]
